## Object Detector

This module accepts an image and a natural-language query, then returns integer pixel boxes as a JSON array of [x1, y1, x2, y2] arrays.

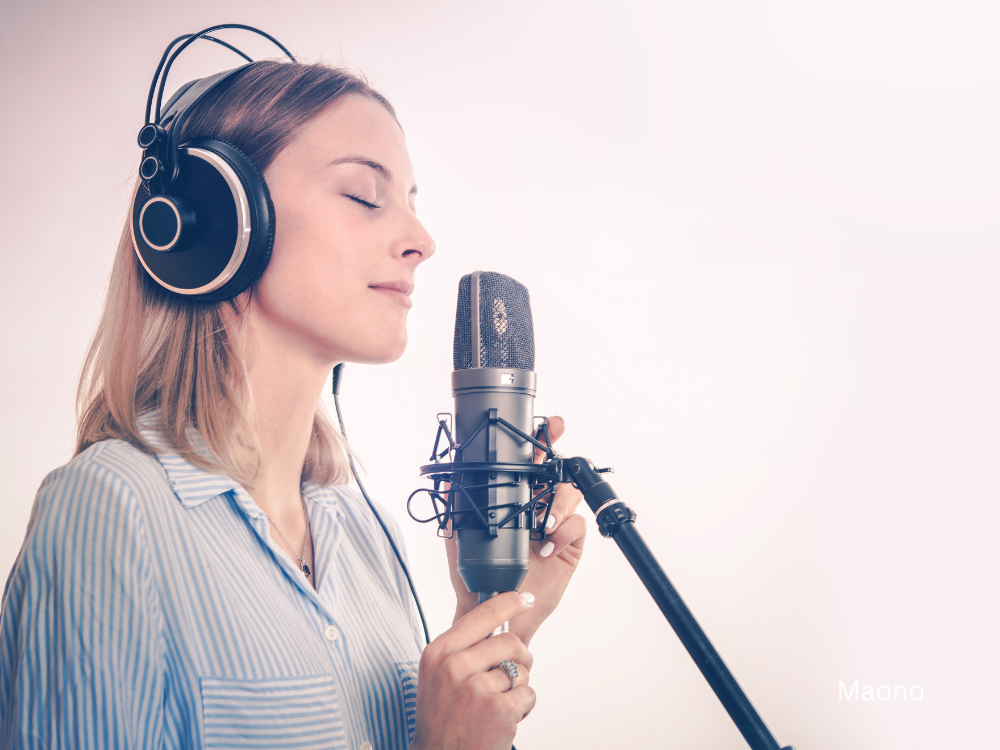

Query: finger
[[465, 632, 533, 673], [546, 415, 565, 443], [507, 685, 537, 723], [533, 415, 566, 462], [483, 661, 530, 692], [436, 591, 535, 652], [536, 513, 587, 560], [541, 479, 584, 533]]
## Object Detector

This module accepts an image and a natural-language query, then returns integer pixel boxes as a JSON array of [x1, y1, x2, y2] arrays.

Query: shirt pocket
[[200, 674, 347, 749], [394, 660, 419, 743]]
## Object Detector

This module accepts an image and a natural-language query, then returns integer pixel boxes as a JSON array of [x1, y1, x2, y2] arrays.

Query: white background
[[2, 1, 999, 748]]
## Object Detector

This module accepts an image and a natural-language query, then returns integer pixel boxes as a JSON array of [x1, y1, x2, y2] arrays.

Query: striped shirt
[[0, 418, 423, 749]]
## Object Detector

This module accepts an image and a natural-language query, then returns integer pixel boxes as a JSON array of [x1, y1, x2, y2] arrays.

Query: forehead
[[280, 94, 412, 179]]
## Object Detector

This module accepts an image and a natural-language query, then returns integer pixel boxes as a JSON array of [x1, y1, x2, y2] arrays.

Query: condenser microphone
[[451, 271, 537, 608]]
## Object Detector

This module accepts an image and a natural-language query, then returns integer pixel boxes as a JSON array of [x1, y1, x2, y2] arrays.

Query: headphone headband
[[145, 25, 296, 126]]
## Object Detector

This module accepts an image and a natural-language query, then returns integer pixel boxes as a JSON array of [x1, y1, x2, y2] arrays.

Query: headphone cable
[[331, 364, 431, 648]]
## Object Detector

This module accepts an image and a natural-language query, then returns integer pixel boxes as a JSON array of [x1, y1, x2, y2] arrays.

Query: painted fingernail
[[539, 541, 555, 558], [520, 592, 535, 606], [545, 515, 556, 530]]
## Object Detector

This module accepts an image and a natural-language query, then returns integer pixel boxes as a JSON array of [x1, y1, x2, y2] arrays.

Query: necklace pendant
[[302, 563, 311, 577]]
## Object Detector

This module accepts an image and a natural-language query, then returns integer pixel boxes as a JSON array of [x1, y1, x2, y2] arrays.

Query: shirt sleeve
[[0, 449, 165, 749]]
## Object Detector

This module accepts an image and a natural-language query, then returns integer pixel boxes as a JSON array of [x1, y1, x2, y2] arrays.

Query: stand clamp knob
[[595, 502, 637, 539]]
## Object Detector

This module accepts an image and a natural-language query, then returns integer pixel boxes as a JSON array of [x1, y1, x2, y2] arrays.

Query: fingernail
[[520, 592, 535, 606], [539, 541, 555, 558], [545, 515, 556, 530]]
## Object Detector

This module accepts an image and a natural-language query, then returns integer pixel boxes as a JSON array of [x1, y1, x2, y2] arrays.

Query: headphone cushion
[[186, 137, 276, 302]]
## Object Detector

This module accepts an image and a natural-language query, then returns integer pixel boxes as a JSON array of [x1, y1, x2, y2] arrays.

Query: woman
[[0, 48, 587, 750]]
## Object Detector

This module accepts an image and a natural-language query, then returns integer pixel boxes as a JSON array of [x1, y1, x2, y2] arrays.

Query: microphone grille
[[454, 274, 474, 369], [453, 271, 535, 370]]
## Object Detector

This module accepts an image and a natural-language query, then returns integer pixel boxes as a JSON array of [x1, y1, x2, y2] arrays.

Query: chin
[[343, 333, 408, 366]]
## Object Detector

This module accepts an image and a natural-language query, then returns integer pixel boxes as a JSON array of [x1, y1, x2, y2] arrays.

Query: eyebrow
[[329, 155, 418, 195]]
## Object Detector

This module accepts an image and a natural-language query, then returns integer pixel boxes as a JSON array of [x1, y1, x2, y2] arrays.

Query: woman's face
[[254, 94, 435, 366]]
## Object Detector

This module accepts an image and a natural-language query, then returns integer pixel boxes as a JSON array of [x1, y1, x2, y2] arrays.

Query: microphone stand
[[415, 417, 794, 750], [563, 457, 795, 750]]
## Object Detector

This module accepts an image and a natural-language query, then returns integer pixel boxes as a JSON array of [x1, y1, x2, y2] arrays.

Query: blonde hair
[[75, 61, 397, 487]]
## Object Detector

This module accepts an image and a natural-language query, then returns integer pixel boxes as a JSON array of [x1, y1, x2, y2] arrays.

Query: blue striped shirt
[[0, 418, 423, 749]]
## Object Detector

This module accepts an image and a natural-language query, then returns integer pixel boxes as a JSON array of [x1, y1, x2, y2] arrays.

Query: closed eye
[[345, 194, 380, 209]]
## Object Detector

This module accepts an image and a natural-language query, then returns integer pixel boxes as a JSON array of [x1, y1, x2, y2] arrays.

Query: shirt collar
[[138, 411, 241, 510], [137, 411, 343, 516], [301, 481, 343, 516]]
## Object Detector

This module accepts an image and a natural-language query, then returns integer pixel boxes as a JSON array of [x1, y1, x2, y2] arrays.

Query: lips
[[369, 280, 414, 308]]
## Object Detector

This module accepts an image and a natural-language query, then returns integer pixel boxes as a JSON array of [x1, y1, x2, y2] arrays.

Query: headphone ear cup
[[131, 136, 275, 301], [188, 137, 275, 302]]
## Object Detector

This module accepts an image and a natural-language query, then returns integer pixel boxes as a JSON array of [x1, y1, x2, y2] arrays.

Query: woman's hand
[[446, 416, 587, 646], [411, 591, 536, 750]]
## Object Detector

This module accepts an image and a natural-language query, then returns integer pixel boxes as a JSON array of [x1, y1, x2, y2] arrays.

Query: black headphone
[[132, 25, 296, 302]]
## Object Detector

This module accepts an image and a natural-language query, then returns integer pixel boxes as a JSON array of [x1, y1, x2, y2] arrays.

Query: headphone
[[132, 25, 296, 302]]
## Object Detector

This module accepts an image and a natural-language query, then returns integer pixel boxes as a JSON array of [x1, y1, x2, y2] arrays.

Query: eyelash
[[345, 194, 380, 210]]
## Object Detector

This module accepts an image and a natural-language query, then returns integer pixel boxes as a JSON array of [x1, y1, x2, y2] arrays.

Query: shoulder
[[24, 440, 168, 558], [35, 439, 168, 510], [3, 441, 168, 652], [50, 438, 167, 492], [42, 437, 164, 486]]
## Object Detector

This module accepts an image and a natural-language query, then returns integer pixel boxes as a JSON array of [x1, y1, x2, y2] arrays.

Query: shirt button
[[324, 624, 341, 643], [360, 742, 373, 750]]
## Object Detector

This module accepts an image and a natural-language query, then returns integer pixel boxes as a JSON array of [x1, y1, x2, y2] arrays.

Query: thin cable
[[201, 35, 255, 64], [332, 365, 431, 648], [146, 34, 189, 125], [151, 24, 297, 123], [145, 33, 254, 125]]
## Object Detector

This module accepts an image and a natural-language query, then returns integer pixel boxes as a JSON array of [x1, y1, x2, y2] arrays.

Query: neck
[[240, 308, 333, 517]]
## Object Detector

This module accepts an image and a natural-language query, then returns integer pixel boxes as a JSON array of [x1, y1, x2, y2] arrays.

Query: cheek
[[267, 190, 361, 292], [258, 226, 356, 328], [251, 197, 408, 361]]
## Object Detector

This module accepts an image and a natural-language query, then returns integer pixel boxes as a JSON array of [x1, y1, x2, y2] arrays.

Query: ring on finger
[[489, 659, 519, 691]]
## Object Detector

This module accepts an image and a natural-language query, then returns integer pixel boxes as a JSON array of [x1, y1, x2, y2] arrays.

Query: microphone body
[[452, 367, 535, 601], [450, 270, 537, 603]]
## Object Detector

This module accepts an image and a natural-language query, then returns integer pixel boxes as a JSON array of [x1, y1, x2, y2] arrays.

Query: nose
[[396, 213, 436, 264]]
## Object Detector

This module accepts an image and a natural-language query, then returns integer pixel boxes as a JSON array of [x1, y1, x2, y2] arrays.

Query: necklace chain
[[264, 493, 312, 577]]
